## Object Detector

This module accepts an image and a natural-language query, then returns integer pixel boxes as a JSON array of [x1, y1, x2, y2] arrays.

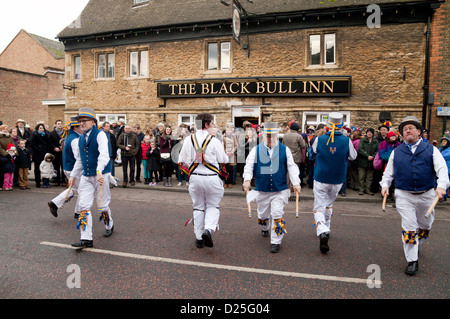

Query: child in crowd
[[141, 135, 152, 184], [39, 153, 55, 188], [146, 140, 161, 186], [16, 139, 31, 189], [1, 143, 17, 191]]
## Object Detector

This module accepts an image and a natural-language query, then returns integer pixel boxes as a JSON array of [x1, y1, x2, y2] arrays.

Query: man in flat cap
[[243, 122, 301, 253], [380, 116, 449, 275], [69, 107, 115, 248]]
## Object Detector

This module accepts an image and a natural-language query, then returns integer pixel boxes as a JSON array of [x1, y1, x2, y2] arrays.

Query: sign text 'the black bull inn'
[[156, 76, 351, 98]]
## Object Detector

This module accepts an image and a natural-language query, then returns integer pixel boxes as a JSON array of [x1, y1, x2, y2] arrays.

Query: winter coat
[[117, 132, 139, 157], [29, 130, 51, 163], [0, 153, 16, 173], [141, 142, 151, 160], [282, 130, 306, 163], [357, 136, 379, 168], [16, 147, 31, 169], [0, 131, 15, 157], [39, 153, 55, 179], [146, 146, 161, 172]]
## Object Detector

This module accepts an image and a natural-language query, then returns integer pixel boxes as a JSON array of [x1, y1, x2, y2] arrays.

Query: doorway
[[234, 116, 259, 128]]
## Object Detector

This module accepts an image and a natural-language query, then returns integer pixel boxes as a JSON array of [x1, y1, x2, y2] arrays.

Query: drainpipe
[[422, 16, 431, 129]]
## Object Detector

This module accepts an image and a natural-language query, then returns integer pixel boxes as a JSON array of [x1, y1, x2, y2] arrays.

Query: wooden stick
[[425, 196, 440, 218], [98, 183, 103, 212], [382, 193, 388, 211], [245, 190, 251, 218], [63, 186, 73, 204], [295, 192, 299, 218]]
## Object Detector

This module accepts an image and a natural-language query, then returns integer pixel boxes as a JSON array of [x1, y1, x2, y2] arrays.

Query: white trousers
[[313, 181, 342, 236], [256, 189, 290, 245], [51, 170, 81, 213], [395, 189, 435, 262], [188, 174, 224, 240], [77, 173, 114, 241]]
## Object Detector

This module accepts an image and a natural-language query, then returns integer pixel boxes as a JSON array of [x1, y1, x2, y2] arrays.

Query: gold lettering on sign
[[288, 82, 297, 94], [322, 81, 334, 93], [241, 82, 250, 94], [278, 82, 287, 94], [229, 82, 240, 94], [218, 83, 229, 95], [266, 82, 277, 94], [256, 82, 265, 94], [201, 83, 209, 94], [169, 84, 177, 95]]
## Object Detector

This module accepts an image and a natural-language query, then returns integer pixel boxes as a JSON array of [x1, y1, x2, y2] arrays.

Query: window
[[73, 55, 81, 80], [129, 49, 148, 77], [207, 41, 231, 71], [178, 114, 216, 128], [302, 111, 350, 133], [97, 53, 115, 79], [308, 32, 336, 66]]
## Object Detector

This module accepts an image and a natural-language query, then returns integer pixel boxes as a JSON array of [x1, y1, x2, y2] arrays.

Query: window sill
[[94, 78, 115, 82], [203, 69, 232, 76], [125, 76, 150, 81], [304, 64, 339, 70]]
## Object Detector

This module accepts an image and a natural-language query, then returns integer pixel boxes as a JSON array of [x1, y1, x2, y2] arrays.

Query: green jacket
[[357, 136, 379, 168]]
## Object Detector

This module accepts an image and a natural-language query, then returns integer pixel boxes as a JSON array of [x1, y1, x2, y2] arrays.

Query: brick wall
[[0, 30, 64, 75], [64, 22, 427, 132], [0, 68, 53, 128], [429, 1, 450, 141]]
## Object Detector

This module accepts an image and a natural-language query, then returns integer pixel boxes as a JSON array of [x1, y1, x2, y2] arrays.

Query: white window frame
[[178, 114, 217, 128], [302, 111, 350, 133], [97, 114, 127, 125], [128, 49, 149, 78], [73, 55, 81, 80], [96, 52, 115, 79], [307, 32, 337, 67], [206, 40, 231, 72]]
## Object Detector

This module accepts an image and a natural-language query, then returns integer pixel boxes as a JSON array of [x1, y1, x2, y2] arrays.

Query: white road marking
[[40, 241, 381, 285]]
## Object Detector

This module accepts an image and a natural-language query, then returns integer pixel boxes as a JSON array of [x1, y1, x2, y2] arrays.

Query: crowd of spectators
[[1, 117, 449, 201]]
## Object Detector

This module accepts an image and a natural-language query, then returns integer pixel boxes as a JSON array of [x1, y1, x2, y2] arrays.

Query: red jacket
[[141, 142, 151, 160]]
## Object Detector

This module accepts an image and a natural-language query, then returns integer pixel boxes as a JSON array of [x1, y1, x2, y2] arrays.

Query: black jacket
[[16, 147, 31, 168]]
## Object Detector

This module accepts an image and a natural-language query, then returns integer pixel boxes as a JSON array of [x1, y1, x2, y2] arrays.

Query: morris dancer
[[243, 122, 301, 253], [48, 117, 82, 218], [178, 113, 228, 248], [380, 116, 449, 275], [311, 112, 357, 253], [69, 107, 115, 248]]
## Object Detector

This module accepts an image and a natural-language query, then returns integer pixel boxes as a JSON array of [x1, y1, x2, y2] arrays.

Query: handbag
[[160, 152, 171, 162], [373, 152, 383, 170]]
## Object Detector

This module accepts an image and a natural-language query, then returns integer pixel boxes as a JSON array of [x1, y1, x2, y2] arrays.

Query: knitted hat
[[387, 131, 396, 138], [290, 122, 300, 131], [6, 143, 16, 152]]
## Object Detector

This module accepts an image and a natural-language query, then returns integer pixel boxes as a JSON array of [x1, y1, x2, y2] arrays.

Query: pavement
[[26, 162, 449, 207]]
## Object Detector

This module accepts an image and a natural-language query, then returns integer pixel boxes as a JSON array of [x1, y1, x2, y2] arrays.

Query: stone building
[[57, 0, 448, 138], [0, 29, 66, 127]]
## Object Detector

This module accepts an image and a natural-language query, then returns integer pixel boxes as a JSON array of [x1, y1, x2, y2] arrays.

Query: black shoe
[[48, 201, 58, 217], [261, 230, 269, 237], [71, 240, 93, 248], [195, 239, 204, 248], [270, 244, 280, 253], [104, 226, 114, 237], [319, 233, 329, 254], [201, 229, 213, 247], [74, 213, 79, 219], [405, 261, 419, 276]]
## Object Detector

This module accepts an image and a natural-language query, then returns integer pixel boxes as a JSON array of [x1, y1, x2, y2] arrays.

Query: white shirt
[[70, 129, 110, 178], [243, 142, 300, 186], [178, 130, 228, 175], [380, 139, 449, 190]]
